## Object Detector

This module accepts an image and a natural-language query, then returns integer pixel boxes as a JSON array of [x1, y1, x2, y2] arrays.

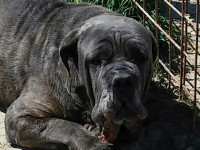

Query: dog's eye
[[88, 57, 101, 65], [131, 56, 147, 64], [129, 48, 148, 64], [87, 48, 112, 65], [137, 55, 147, 62], [130, 54, 147, 65]]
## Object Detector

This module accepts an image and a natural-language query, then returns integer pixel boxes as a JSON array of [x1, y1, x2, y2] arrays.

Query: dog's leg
[[5, 97, 112, 150], [5, 78, 111, 150]]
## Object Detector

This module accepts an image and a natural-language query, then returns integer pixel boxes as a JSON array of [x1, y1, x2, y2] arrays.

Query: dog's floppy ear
[[59, 29, 80, 74], [149, 31, 158, 62]]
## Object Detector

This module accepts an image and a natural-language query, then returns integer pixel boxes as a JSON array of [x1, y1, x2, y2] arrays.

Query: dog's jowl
[[0, 0, 158, 149]]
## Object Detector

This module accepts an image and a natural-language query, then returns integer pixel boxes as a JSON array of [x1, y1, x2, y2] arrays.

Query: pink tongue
[[98, 117, 118, 142], [98, 131, 107, 142], [98, 127, 116, 142]]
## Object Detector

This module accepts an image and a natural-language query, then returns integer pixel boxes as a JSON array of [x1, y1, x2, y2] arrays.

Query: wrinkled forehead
[[79, 16, 152, 56]]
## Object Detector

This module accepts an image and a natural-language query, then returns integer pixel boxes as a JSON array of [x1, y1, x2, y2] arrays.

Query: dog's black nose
[[112, 73, 133, 88]]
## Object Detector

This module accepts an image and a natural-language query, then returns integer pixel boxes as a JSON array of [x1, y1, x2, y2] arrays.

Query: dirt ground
[[0, 111, 19, 150]]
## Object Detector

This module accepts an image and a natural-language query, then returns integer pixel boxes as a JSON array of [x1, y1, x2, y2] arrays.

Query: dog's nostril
[[126, 76, 133, 86], [113, 78, 120, 88], [112, 74, 133, 88]]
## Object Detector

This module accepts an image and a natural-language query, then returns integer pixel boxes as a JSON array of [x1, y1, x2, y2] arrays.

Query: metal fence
[[131, 0, 199, 128]]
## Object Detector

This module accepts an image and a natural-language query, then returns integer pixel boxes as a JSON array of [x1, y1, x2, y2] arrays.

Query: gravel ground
[[0, 111, 20, 150]]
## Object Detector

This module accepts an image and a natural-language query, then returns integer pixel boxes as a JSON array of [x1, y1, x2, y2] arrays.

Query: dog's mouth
[[91, 89, 148, 142], [97, 117, 121, 142], [96, 108, 144, 142]]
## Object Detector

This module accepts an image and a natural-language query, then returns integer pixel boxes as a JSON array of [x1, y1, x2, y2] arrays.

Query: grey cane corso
[[0, 0, 158, 149]]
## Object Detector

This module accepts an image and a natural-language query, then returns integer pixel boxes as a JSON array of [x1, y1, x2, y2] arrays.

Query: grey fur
[[0, 0, 158, 149]]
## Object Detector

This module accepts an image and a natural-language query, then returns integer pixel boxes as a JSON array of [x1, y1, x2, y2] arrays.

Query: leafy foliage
[[64, 0, 133, 16]]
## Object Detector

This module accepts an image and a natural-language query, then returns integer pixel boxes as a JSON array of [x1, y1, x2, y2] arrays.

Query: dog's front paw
[[84, 123, 101, 137]]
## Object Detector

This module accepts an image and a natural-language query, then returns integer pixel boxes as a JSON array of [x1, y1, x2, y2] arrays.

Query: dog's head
[[59, 15, 158, 142]]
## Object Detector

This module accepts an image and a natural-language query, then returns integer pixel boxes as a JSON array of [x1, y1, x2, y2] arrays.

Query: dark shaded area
[[0, 105, 6, 113], [114, 82, 200, 150]]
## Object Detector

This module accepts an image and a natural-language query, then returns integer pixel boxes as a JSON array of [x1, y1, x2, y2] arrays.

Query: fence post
[[168, 0, 172, 88], [155, 0, 159, 42], [143, 0, 146, 25], [179, 0, 185, 100], [183, 0, 188, 89], [193, 0, 199, 130]]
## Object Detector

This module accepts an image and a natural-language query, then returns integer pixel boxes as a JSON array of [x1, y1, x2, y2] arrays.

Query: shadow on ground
[[114, 81, 200, 150], [0, 105, 6, 113]]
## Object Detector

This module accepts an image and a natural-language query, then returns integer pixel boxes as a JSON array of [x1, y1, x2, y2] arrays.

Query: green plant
[[64, 0, 133, 16]]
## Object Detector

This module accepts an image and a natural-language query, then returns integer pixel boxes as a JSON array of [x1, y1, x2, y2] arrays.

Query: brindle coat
[[0, 0, 158, 149]]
